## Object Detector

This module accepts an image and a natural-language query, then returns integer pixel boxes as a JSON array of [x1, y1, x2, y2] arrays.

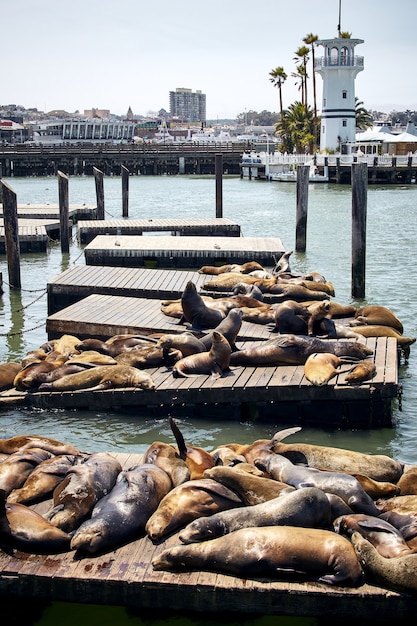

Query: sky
[[3, 0, 416, 120]]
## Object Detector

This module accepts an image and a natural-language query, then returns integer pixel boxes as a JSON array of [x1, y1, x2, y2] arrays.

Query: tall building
[[169, 88, 206, 123], [314, 36, 364, 152]]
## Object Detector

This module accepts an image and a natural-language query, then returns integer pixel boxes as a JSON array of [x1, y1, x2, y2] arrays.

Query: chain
[[0, 320, 45, 337], [2, 279, 47, 293]]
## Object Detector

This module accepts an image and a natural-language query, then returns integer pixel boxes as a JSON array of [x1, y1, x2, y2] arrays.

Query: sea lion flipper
[[271, 426, 302, 445], [169, 418, 187, 461]]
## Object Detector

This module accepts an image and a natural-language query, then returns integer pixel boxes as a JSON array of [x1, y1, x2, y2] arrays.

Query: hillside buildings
[[169, 88, 206, 123]]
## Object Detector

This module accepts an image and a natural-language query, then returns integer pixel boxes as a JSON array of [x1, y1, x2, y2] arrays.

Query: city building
[[169, 88, 206, 123]]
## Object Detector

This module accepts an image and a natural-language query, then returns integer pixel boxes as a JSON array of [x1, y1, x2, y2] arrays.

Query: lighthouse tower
[[314, 35, 364, 152]]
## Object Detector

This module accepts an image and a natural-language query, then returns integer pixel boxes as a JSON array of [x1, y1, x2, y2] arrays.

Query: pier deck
[[77, 218, 241, 244], [0, 452, 415, 620], [0, 203, 96, 221], [0, 222, 49, 252], [83, 235, 285, 268]]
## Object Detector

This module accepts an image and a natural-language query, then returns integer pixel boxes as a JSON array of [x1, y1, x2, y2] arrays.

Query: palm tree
[[291, 65, 307, 107], [269, 66, 287, 117], [303, 34, 319, 124], [293, 45, 310, 108], [275, 101, 316, 153], [355, 97, 373, 131]]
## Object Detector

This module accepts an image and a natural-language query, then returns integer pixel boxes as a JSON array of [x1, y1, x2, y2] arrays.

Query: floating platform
[[0, 203, 96, 222], [0, 451, 415, 620], [83, 235, 285, 268], [0, 223, 49, 253], [77, 218, 241, 244]]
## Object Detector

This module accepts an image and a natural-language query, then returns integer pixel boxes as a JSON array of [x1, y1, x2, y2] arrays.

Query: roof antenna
[[337, 0, 342, 37]]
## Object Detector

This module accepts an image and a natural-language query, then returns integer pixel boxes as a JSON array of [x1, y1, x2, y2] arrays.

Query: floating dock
[[0, 203, 96, 221], [0, 222, 50, 253], [0, 452, 415, 620], [83, 235, 285, 268], [77, 218, 241, 244]]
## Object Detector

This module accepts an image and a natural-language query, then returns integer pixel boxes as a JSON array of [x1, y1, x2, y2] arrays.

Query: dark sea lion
[[181, 281, 225, 330], [271, 300, 310, 334], [145, 478, 243, 542], [353, 305, 404, 334], [172, 330, 231, 378], [379, 509, 417, 542], [37, 364, 155, 392], [203, 465, 294, 506], [345, 359, 377, 384], [334, 513, 415, 558], [153, 525, 364, 587], [142, 441, 190, 487], [199, 308, 243, 352], [0, 489, 71, 554], [304, 352, 347, 386], [8, 454, 81, 504], [47, 452, 122, 532], [352, 531, 417, 595], [70, 463, 172, 556], [272, 249, 293, 274], [115, 344, 182, 368], [156, 333, 207, 358], [0, 362, 22, 391], [179, 487, 331, 544], [0, 448, 53, 495], [0, 435, 81, 457], [272, 438, 403, 483], [232, 282, 264, 301], [255, 450, 381, 516]]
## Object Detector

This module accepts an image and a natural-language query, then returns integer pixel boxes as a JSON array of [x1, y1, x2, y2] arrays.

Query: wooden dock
[[0, 452, 415, 620], [0, 222, 50, 253], [0, 203, 96, 221], [77, 218, 241, 244], [83, 235, 285, 268]]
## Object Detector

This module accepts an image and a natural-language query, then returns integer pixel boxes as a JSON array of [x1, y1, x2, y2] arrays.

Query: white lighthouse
[[314, 35, 364, 152]]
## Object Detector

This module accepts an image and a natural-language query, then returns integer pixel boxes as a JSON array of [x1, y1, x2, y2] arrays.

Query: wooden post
[[58, 171, 70, 253], [93, 167, 105, 220], [295, 165, 309, 253], [215, 154, 223, 218], [351, 162, 368, 299], [1, 180, 21, 289], [122, 165, 129, 217]]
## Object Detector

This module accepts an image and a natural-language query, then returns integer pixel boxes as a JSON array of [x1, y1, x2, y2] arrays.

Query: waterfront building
[[314, 34, 364, 152], [169, 88, 206, 123], [32, 119, 136, 144]]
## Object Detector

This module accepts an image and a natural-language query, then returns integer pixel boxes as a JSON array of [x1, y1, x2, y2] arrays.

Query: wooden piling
[[215, 154, 223, 218], [351, 162, 368, 299], [93, 167, 105, 220], [122, 165, 129, 217], [1, 181, 21, 288], [58, 171, 70, 253], [295, 165, 309, 252]]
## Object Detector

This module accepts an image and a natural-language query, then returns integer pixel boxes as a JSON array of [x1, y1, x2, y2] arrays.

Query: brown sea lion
[[13, 354, 69, 390], [353, 305, 404, 334], [172, 331, 231, 379], [377, 495, 417, 513], [115, 344, 182, 368], [180, 487, 332, 544], [0, 448, 53, 495], [201, 273, 278, 293], [47, 452, 122, 533], [0, 489, 71, 554], [153, 525, 364, 587], [181, 281, 225, 330], [70, 463, 172, 556], [0, 435, 81, 457], [272, 250, 293, 274], [198, 261, 266, 275], [304, 352, 347, 386], [351, 531, 417, 595], [169, 418, 215, 480], [145, 478, 243, 542], [397, 466, 417, 495], [345, 359, 377, 385], [50, 334, 81, 357], [346, 325, 415, 360], [37, 364, 155, 392], [156, 333, 207, 358], [220, 426, 302, 466], [232, 282, 264, 301], [239, 305, 276, 325], [142, 441, 190, 487], [75, 336, 155, 357], [0, 362, 22, 391], [198, 308, 243, 352]]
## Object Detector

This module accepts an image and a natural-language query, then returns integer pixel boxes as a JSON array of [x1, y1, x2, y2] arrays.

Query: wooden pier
[[0, 203, 96, 221], [0, 222, 49, 252], [0, 452, 415, 620], [83, 235, 285, 268], [77, 218, 241, 244]]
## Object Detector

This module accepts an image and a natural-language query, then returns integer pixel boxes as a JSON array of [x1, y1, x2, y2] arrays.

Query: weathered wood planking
[[0, 451, 415, 619], [2, 333, 398, 426], [47, 266, 209, 314], [83, 235, 285, 268], [0, 224, 49, 252], [0, 203, 96, 221], [77, 218, 241, 244]]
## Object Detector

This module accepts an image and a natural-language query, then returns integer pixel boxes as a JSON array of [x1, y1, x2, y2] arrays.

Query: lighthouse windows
[[342, 90, 347, 99], [342, 120, 347, 127]]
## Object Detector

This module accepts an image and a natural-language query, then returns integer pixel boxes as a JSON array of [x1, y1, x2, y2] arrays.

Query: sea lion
[[0, 489, 71, 554], [221, 426, 302, 466], [266, 282, 331, 302], [179, 487, 331, 544], [142, 441, 190, 487], [352, 305, 404, 334], [271, 300, 310, 334], [397, 466, 417, 495], [203, 465, 294, 506], [13, 354, 69, 390], [50, 334, 81, 357], [376, 495, 417, 514], [7, 454, 81, 504], [172, 330, 231, 379], [198, 308, 243, 352], [272, 437, 403, 483], [75, 335, 155, 357], [351, 531, 417, 595], [153, 525, 364, 587], [115, 344, 182, 368], [47, 452, 122, 532], [70, 463, 172, 555], [255, 450, 381, 517], [145, 478, 243, 542], [0, 448, 53, 495], [201, 273, 278, 293], [229, 334, 373, 367], [379, 509, 417, 542], [181, 281, 225, 330], [169, 417, 215, 480], [37, 364, 155, 392], [334, 513, 415, 558], [0, 435, 81, 457], [239, 305, 276, 325], [272, 250, 293, 274], [304, 352, 347, 386], [0, 362, 22, 391], [345, 359, 377, 385], [232, 282, 264, 301], [349, 473, 400, 499], [346, 325, 415, 360], [156, 333, 207, 358], [198, 261, 265, 275]]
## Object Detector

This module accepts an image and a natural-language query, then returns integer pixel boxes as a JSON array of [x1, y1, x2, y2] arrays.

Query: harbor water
[[1, 174, 417, 625]]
